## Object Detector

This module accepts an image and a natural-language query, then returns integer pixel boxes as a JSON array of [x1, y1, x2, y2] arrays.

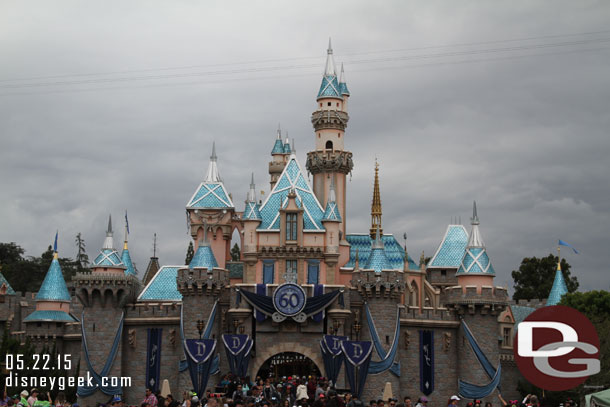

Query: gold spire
[[557, 246, 561, 270], [370, 160, 383, 239]]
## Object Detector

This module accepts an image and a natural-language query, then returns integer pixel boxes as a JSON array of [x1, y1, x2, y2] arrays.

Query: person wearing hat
[[17, 391, 28, 407], [447, 396, 460, 407], [415, 397, 427, 407]]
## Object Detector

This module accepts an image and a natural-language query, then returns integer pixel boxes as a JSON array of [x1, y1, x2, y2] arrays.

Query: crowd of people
[[0, 379, 577, 407]]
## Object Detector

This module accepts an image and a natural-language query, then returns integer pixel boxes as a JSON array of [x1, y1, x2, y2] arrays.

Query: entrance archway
[[251, 342, 324, 380], [257, 352, 322, 379]]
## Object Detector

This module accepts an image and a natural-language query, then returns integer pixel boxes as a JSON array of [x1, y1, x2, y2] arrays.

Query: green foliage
[[560, 290, 610, 394], [0, 243, 78, 293], [231, 243, 241, 261], [512, 254, 578, 301], [75, 232, 90, 271], [185, 241, 195, 265]]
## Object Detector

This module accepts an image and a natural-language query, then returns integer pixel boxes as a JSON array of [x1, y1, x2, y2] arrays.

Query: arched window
[[325, 140, 333, 150]]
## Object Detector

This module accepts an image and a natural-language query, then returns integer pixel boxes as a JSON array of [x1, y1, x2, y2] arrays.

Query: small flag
[[558, 239, 579, 254], [125, 210, 130, 234], [53, 230, 58, 253]]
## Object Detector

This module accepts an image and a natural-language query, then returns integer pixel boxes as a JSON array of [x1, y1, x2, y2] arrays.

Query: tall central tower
[[306, 40, 353, 237]]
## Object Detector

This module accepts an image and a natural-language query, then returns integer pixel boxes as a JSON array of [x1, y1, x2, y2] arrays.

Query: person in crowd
[[377, 400, 385, 407], [415, 397, 427, 407], [17, 392, 28, 407], [142, 403, 151, 407], [485, 402, 492, 407], [307, 378, 317, 401], [142, 389, 158, 407], [54, 392, 68, 407], [32, 392, 51, 407], [233, 385, 244, 402], [369, 401, 377, 407], [315, 382, 325, 401], [295, 380, 308, 403], [27, 390, 38, 407], [448, 396, 460, 407], [403, 397, 411, 407]]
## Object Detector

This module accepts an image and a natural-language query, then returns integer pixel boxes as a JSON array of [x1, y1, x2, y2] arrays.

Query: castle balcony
[[306, 150, 353, 175], [310, 109, 349, 131]]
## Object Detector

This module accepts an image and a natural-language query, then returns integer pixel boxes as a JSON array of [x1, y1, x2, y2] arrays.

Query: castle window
[[441, 270, 447, 277], [336, 102, 339, 107], [325, 140, 333, 150], [502, 327, 512, 347], [307, 260, 320, 284], [327, 102, 331, 106], [286, 259, 298, 281], [263, 260, 275, 285], [286, 213, 298, 241]]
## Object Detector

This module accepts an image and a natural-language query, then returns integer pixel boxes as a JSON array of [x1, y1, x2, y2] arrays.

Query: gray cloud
[[1, 0, 609, 293]]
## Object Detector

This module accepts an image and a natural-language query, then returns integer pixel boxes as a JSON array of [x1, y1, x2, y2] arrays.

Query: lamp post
[[353, 319, 361, 340], [233, 318, 240, 334], [197, 319, 205, 339]]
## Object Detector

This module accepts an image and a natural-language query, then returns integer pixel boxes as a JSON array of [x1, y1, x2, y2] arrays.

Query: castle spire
[[121, 211, 136, 276], [324, 38, 336, 76], [339, 63, 350, 95], [547, 248, 568, 305], [36, 233, 71, 302], [467, 201, 484, 247], [272, 124, 285, 154], [204, 142, 221, 182], [103, 214, 114, 250], [370, 160, 383, 239]]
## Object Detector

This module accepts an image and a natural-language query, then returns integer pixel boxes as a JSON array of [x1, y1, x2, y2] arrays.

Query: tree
[[511, 254, 578, 301], [185, 241, 194, 265], [75, 232, 89, 271], [230, 243, 241, 261]]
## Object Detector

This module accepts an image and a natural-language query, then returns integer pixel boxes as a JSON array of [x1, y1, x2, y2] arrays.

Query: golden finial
[[557, 246, 561, 270]]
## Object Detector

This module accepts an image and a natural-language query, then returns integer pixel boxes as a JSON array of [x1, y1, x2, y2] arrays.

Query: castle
[[0, 41, 570, 405]]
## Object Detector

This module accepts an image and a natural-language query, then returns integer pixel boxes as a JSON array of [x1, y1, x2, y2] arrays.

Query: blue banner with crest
[[222, 334, 253, 377], [341, 340, 373, 399], [320, 335, 346, 385], [146, 328, 162, 393], [184, 338, 216, 396], [419, 330, 434, 396]]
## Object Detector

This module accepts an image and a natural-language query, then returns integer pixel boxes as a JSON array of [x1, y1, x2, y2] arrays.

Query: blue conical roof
[[547, 262, 568, 305], [189, 243, 218, 269], [322, 179, 341, 222], [0, 270, 16, 295], [244, 201, 262, 220], [121, 248, 137, 276], [272, 139, 285, 154], [93, 215, 126, 269], [36, 257, 71, 301], [317, 40, 342, 100], [365, 228, 393, 273]]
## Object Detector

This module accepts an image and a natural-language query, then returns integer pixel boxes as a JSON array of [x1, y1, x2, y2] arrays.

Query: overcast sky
[[1, 1, 609, 294]]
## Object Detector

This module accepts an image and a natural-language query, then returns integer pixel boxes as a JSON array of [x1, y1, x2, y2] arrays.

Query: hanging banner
[[146, 328, 163, 393], [255, 284, 268, 321], [184, 338, 217, 396], [312, 284, 324, 322], [419, 330, 434, 396], [320, 335, 347, 385], [365, 304, 401, 376], [341, 340, 373, 399], [222, 334, 253, 377]]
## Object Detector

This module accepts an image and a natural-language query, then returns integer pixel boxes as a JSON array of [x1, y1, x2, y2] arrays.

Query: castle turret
[[269, 125, 288, 189], [444, 202, 507, 403], [74, 218, 140, 405], [306, 39, 353, 237], [242, 173, 262, 283], [24, 233, 75, 325], [186, 143, 236, 268]]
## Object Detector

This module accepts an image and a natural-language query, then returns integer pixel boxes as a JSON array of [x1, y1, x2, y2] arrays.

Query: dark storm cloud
[[1, 0, 609, 292]]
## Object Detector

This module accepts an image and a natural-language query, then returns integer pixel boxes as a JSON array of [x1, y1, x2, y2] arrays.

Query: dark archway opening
[[257, 352, 322, 380], [325, 140, 333, 150]]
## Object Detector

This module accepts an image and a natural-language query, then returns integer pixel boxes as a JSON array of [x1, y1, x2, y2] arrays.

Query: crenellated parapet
[[176, 267, 229, 297], [350, 269, 405, 298], [306, 150, 353, 175], [443, 285, 508, 315], [73, 272, 140, 308]]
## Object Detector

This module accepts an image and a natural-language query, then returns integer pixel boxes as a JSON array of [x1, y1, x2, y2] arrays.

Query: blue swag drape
[[458, 319, 502, 399], [179, 302, 220, 375], [77, 311, 124, 397], [364, 303, 401, 376], [238, 286, 343, 317], [320, 335, 347, 385]]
